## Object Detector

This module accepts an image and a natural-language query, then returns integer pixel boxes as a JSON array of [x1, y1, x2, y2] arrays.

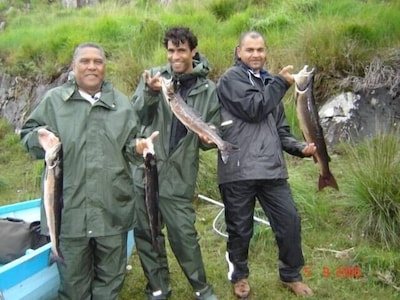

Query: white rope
[[212, 208, 228, 238], [198, 194, 270, 238]]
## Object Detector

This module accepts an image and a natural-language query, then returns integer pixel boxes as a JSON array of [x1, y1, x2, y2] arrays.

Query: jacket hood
[[192, 52, 211, 77]]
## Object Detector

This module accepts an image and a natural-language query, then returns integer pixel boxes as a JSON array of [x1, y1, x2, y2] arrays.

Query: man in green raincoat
[[20, 42, 155, 300], [131, 27, 220, 300]]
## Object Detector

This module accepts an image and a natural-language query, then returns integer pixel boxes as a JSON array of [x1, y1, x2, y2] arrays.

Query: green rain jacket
[[21, 77, 140, 238], [131, 53, 220, 201]]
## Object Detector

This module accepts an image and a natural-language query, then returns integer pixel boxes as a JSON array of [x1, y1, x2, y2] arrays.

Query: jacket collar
[[235, 61, 273, 84], [61, 79, 117, 110]]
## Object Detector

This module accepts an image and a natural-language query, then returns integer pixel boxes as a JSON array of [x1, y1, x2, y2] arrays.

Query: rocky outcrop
[[320, 51, 400, 147], [320, 88, 400, 147], [1, 52, 399, 145], [0, 72, 68, 133]]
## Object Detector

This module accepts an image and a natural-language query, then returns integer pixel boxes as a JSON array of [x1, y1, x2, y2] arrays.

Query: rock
[[320, 88, 400, 147], [0, 72, 68, 133]]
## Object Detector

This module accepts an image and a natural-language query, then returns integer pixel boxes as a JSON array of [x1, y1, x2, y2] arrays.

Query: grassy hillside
[[1, 0, 400, 299], [0, 0, 399, 98]]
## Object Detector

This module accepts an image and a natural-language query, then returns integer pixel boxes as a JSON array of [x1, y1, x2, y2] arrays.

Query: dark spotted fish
[[144, 151, 162, 253], [43, 142, 64, 264], [293, 66, 339, 191], [161, 77, 238, 163]]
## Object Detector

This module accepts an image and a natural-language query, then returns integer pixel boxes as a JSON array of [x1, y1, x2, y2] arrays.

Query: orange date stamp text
[[303, 266, 362, 278]]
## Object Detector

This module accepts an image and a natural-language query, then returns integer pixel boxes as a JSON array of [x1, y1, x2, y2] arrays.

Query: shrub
[[345, 133, 400, 248], [208, 0, 237, 21]]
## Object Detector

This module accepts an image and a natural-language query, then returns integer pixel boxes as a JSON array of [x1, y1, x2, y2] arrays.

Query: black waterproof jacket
[[217, 61, 306, 185]]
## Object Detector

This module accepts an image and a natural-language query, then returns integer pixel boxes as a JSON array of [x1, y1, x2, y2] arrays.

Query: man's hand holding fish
[[136, 131, 160, 156], [301, 142, 317, 156], [37, 128, 60, 151], [199, 124, 217, 145], [278, 65, 294, 85]]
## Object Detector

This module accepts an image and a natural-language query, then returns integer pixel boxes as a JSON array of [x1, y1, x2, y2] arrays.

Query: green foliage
[[0, 118, 42, 202], [208, 0, 237, 21], [208, 0, 266, 21], [248, 13, 293, 33], [1, 0, 399, 96], [289, 0, 322, 15], [344, 133, 400, 249], [0, 117, 12, 138]]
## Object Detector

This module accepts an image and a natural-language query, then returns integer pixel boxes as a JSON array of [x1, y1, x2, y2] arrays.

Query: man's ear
[[234, 45, 241, 60], [191, 48, 198, 58]]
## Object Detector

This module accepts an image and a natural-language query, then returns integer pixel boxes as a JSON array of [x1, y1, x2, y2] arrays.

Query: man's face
[[237, 36, 267, 73], [167, 40, 196, 74], [72, 47, 105, 95]]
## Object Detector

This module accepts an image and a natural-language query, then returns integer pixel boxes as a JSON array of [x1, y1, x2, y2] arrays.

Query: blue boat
[[0, 199, 135, 300]]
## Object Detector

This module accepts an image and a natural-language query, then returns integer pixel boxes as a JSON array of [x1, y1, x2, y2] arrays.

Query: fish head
[[143, 137, 155, 158], [45, 142, 62, 168], [293, 65, 315, 95], [160, 77, 175, 103]]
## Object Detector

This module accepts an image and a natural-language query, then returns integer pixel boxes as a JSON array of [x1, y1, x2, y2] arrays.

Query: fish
[[43, 142, 64, 264], [293, 65, 339, 191], [160, 77, 238, 163], [143, 147, 162, 254]]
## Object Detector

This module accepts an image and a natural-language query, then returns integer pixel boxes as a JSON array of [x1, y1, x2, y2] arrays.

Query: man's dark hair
[[238, 31, 265, 47], [163, 26, 198, 50], [72, 42, 106, 62]]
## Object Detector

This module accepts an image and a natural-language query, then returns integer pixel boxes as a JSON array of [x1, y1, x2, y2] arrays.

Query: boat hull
[[0, 199, 135, 300]]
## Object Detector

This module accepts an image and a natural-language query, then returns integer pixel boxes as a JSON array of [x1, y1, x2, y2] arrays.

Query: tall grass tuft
[[345, 133, 400, 249], [208, 0, 242, 21]]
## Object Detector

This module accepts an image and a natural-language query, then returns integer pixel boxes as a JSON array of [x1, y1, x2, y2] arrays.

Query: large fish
[[143, 143, 162, 253], [161, 77, 238, 163], [293, 66, 339, 191], [43, 142, 64, 264]]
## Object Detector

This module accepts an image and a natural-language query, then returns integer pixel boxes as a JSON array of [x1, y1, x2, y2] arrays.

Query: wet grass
[[0, 0, 399, 100], [1, 120, 399, 298]]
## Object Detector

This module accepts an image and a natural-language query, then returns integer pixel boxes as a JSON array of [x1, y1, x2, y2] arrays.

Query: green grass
[[2, 120, 399, 299], [1, 0, 399, 98], [0, 119, 43, 203], [342, 133, 400, 249]]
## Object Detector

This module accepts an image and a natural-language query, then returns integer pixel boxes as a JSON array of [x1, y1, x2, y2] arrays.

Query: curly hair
[[163, 26, 198, 50]]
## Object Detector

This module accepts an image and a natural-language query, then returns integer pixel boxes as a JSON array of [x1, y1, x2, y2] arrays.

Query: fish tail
[[318, 173, 339, 191], [220, 141, 239, 164], [49, 250, 65, 266]]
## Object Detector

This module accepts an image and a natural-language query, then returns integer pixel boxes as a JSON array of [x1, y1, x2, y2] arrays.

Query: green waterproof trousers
[[57, 233, 128, 300], [134, 187, 211, 296]]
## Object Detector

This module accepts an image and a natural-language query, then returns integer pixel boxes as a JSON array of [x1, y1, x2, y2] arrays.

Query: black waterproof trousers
[[219, 179, 304, 283]]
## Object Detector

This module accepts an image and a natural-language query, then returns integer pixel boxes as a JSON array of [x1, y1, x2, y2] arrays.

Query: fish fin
[[220, 142, 240, 164], [220, 151, 229, 164], [49, 251, 65, 266], [318, 173, 339, 191]]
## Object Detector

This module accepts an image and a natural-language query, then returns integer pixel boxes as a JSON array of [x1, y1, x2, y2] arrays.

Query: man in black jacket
[[216, 31, 315, 298]]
